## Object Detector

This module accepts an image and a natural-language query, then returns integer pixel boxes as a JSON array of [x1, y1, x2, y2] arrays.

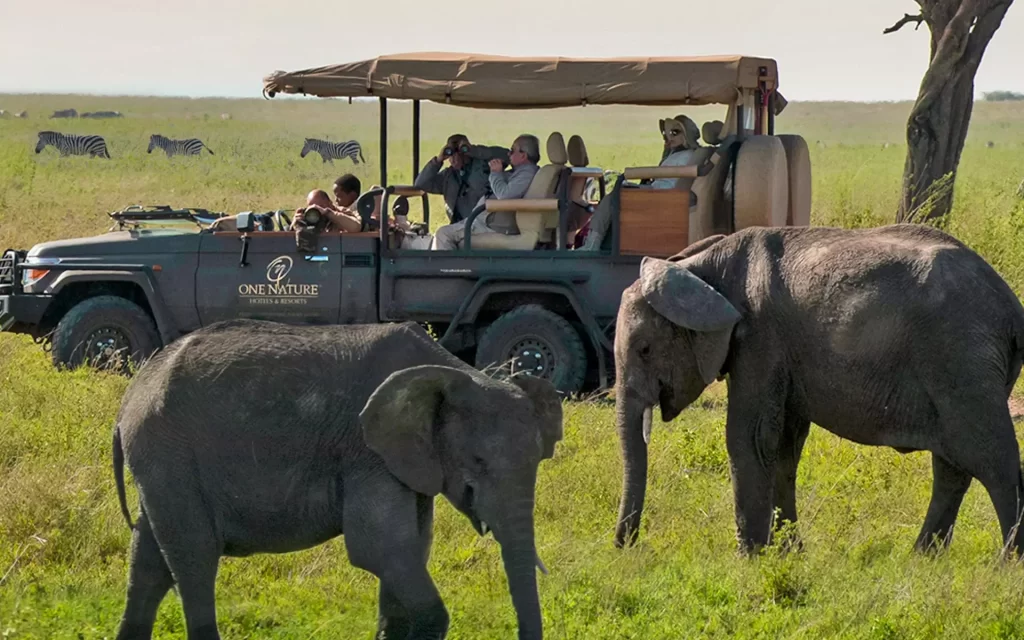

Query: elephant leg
[[938, 402, 1024, 558], [914, 454, 972, 553], [347, 487, 448, 639], [144, 492, 223, 639], [115, 512, 174, 640], [772, 412, 810, 552], [374, 496, 436, 639], [725, 384, 786, 555]]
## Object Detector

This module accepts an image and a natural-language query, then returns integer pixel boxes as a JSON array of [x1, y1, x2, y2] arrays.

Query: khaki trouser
[[431, 213, 496, 250]]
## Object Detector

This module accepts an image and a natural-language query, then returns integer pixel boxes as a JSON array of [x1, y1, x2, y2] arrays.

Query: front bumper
[[0, 294, 53, 334]]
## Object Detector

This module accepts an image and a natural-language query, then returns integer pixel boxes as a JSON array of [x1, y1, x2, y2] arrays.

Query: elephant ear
[[360, 365, 473, 496], [639, 256, 741, 384], [509, 374, 563, 459]]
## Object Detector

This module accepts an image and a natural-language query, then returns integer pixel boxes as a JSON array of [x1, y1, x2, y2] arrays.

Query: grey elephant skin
[[110, 319, 563, 640], [612, 224, 1024, 556]]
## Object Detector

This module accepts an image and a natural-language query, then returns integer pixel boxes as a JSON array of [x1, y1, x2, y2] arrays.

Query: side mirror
[[235, 211, 255, 233]]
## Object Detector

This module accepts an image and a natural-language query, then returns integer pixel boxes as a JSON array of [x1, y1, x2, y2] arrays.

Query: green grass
[[2, 94, 1024, 639]]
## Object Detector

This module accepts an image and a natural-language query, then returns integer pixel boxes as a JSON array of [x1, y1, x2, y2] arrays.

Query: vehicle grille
[[344, 254, 374, 268], [0, 251, 15, 288]]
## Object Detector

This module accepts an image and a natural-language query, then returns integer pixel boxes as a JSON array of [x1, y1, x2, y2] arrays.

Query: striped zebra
[[35, 131, 111, 158], [300, 138, 364, 164], [147, 134, 214, 157]]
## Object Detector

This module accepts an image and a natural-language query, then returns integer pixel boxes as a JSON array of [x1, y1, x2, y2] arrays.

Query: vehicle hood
[[26, 229, 201, 260]]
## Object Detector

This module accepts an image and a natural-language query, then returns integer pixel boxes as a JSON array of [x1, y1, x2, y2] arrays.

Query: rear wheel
[[475, 304, 588, 395], [51, 295, 161, 374]]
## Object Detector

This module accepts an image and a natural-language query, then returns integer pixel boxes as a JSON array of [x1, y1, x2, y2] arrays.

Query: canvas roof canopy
[[262, 52, 781, 109]]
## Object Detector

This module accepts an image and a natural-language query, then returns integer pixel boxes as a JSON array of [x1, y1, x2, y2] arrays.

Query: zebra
[[82, 111, 123, 119], [300, 138, 364, 164], [35, 131, 111, 158], [147, 134, 214, 157], [50, 109, 78, 118]]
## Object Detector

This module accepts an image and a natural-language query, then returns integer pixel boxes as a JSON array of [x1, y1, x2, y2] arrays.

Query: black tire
[[51, 295, 161, 374], [475, 304, 588, 395]]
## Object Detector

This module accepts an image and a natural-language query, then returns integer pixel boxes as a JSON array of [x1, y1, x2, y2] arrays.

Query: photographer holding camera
[[413, 133, 510, 224]]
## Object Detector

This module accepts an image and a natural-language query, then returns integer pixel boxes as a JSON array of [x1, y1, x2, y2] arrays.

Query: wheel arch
[[438, 280, 612, 390], [38, 272, 175, 345]]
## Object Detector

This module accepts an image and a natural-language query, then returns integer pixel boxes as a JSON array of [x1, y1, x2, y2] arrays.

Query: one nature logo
[[238, 255, 319, 303], [267, 256, 293, 284]]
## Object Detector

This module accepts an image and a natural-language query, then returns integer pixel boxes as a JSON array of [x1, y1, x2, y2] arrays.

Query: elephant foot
[[115, 622, 154, 640], [185, 623, 221, 639]]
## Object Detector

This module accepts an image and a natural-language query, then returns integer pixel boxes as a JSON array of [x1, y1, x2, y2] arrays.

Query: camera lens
[[303, 208, 321, 225]]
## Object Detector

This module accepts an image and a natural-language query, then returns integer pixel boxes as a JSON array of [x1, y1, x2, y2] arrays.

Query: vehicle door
[[195, 230, 342, 326]]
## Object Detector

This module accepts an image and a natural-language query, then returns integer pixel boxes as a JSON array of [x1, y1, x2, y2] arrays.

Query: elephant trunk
[[497, 499, 544, 640], [615, 390, 650, 548]]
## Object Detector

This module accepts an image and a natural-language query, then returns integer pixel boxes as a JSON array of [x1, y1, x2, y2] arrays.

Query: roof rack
[[108, 205, 227, 231]]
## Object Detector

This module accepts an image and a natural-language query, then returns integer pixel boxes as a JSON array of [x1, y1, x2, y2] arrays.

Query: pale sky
[[1, 0, 1021, 101]]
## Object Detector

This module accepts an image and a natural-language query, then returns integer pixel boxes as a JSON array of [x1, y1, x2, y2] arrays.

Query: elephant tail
[[112, 426, 136, 530]]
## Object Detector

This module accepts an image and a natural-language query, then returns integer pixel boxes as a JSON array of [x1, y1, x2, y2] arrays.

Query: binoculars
[[443, 143, 471, 157]]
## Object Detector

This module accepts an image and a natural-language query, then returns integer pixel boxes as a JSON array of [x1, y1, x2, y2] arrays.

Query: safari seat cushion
[[472, 132, 567, 250]]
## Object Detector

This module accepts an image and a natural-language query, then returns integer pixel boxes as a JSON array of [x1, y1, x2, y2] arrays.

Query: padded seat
[[472, 132, 568, 250]]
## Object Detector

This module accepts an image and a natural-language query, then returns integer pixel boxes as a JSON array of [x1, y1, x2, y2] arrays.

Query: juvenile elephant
[[111, 320, 563, 640], [613, 225, 1024, 555]]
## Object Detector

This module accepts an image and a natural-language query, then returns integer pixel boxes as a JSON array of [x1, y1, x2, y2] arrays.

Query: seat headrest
[[702, 120, 724, 146], [546, 132, 567, 165], [567, 134, 589, 167]]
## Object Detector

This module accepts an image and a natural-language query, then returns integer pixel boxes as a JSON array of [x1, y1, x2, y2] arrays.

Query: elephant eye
[[471, 455, 488, 473], [638, 345, 652, 359]]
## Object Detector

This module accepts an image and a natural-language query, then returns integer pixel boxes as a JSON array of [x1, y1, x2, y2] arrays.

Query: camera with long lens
[[293, 205, 329, 253]]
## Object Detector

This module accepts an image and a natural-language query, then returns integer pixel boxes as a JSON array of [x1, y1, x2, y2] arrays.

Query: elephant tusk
[[642, 406, 653, 445], [535, 552, 549, 575]]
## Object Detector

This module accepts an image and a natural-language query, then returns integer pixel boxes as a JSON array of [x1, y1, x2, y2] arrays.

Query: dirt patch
[[1011, 395, 1024, 422]]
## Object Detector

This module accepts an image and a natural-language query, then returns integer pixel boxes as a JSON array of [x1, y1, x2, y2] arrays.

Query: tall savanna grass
[[1, 94, 1023, 638]]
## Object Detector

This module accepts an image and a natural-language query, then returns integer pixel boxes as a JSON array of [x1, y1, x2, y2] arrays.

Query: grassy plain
[[1, 93, 1024, 639]]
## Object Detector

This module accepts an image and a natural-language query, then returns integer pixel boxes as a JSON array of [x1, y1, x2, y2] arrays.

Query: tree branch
[[884, 13, 926, 34]]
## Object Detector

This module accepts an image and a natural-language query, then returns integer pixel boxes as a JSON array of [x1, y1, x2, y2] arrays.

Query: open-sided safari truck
[[0, 52, 809, 395]]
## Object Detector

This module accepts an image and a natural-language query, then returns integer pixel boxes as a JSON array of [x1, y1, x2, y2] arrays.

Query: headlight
[[22, 268, 51, 286], [21, 257, 60, 288]]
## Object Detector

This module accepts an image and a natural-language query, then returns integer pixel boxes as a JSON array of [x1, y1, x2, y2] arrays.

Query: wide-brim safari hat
[[659, 114, 701, 148]]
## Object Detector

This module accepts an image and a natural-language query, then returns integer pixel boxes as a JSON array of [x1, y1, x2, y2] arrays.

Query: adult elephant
[[612, 225, 1024, 556], [111, 320, 563, 640]]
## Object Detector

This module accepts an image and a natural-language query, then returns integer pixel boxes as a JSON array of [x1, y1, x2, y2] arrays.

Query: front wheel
[[475, 305, 588, 395], [51, 295, 161, 374]]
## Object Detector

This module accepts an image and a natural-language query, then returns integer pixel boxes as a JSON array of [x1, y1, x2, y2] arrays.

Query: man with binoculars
[[413, 133, 510, 224]]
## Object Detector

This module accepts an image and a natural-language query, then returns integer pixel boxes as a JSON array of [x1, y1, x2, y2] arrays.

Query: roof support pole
[[412, 99, 429, 223], [379, 97, 388, 188], [412, 99, 421, 181]]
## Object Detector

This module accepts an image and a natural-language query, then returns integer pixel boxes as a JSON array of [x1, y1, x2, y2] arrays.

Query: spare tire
[[778, 134, 812, 227], [733, 136, 789, 231], [475, 304, 587, 395]]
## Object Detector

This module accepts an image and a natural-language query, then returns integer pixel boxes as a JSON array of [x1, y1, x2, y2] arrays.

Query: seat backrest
[[566, 135, 594, 201], [517, 132, 567, 242], [690, 128, 738, 241]]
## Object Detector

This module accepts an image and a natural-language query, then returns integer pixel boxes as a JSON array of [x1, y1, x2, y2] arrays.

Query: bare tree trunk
[[885, 0, 1014, 223]]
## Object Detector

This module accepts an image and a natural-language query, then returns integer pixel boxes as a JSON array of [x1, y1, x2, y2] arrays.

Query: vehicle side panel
[[378, 252, 642, 325]]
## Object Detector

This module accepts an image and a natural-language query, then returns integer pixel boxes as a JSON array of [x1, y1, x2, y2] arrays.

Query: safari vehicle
[[0, 53, 810, 394]]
